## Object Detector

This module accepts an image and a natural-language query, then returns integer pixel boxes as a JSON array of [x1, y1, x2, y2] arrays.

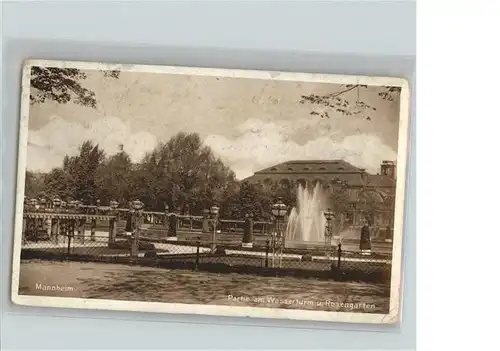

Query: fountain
[[285, 183, 328, 244]]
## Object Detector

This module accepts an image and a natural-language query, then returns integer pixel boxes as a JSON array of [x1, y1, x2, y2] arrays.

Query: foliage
[[42, 168, 73, 200], [95, 145, 133, 205], [40, 141, 105, 203], [136, 132, 237, 213], [230, 182, 267, 220], [25, 132, 393, 221], [30, 66, 120, 108], [299, 84, 402, 120], [24, 171, 45, 198]]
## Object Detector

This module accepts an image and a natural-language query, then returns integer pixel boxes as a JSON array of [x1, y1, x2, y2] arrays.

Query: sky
[[27, 68, 402, 180]]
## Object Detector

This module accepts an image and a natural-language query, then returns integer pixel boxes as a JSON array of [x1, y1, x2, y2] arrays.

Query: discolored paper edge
[[11, 59, 411, 325]]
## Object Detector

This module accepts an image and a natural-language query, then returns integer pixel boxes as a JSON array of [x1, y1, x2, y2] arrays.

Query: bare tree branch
[[299, 84, 401, 120]]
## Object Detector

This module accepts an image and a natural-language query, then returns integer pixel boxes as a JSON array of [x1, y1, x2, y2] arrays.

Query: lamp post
[[130, 199, 144, 257], [53, 197, 62, 211], [210, 204, 220, 252], [106, 200, 119, 244], [39, 197, 47, 211], [50, 197, 62, 244], [67, 200, 77, 213], [167, 204, 179, 241], [110, 200, 119, 210], [271, 198, 287, 268], [29, 198, 39, 211], [163, 204, 170, 240], [110, 200, 119, 219], [323, 208, 334, 256], [164, 203, 169, 225], [76, 200, 83, 214]]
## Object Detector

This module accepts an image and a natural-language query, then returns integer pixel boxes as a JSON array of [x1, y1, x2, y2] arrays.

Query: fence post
[[78, 218, 85, 244], [50, 218, 56, 242], [190, 217, 193, 231], [67, 234, 72, 256], [91, 219, 96, 241], [337, 243, 342, 269], [265, 239, 270, 268], [52, 218, 60, 244], [67, 220, 74, 256], [22, 217, 27, 245], [34, 218, 40, 242], [164, 210, 170, 241], [195, 235, 201, 270], [168, 213, 178, 241], [112, 217, 117, 245], [108, 217, 117, 247], [59, 219, 65, 243], [242, 213, 254, 248]]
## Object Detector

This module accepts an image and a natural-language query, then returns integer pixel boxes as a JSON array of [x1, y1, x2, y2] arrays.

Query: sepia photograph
[[11, 60, 410, 324]]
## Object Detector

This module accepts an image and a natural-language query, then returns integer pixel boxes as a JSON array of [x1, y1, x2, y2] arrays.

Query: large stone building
[[242, 159, 397, 230]]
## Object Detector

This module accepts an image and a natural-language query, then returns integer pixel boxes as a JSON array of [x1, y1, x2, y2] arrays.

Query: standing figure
[[359, 220, 372, 255]]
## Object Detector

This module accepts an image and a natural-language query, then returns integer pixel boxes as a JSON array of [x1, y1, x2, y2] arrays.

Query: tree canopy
[[32, 132, 244, 216], [30, 66, 120, 108], [26, 130, 392, 221]]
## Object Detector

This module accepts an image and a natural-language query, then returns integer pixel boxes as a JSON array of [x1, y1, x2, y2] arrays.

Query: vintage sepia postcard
[[11, 60, 410, 324]]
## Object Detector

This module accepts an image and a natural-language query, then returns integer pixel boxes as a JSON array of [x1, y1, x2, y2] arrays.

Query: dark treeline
[[24, 132, 297, 220]]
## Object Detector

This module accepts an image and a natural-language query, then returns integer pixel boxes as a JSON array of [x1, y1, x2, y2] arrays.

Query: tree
[[299, 84, 402, 120], [234, 182, 265, 220], [135, 132, 237, 214], [30, 66, 120, 108], [24, 171, 45, 198], [219, 181, 241, 219], [95, 145, 133, 205], [74, 141, 106, 203], [43, 167, 74, 200], [45, 141, 106, 203]]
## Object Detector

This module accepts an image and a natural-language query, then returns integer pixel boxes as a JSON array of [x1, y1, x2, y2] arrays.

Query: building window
[[303, 167, 311, 171], [270, 168, 278, 171], [319, 167, 326, 171], [287, 167, 294, 171]]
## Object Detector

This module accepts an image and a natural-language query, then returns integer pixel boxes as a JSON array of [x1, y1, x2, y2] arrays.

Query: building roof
[[254, 159, 363, 174], [242, 159, 395, 188]]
